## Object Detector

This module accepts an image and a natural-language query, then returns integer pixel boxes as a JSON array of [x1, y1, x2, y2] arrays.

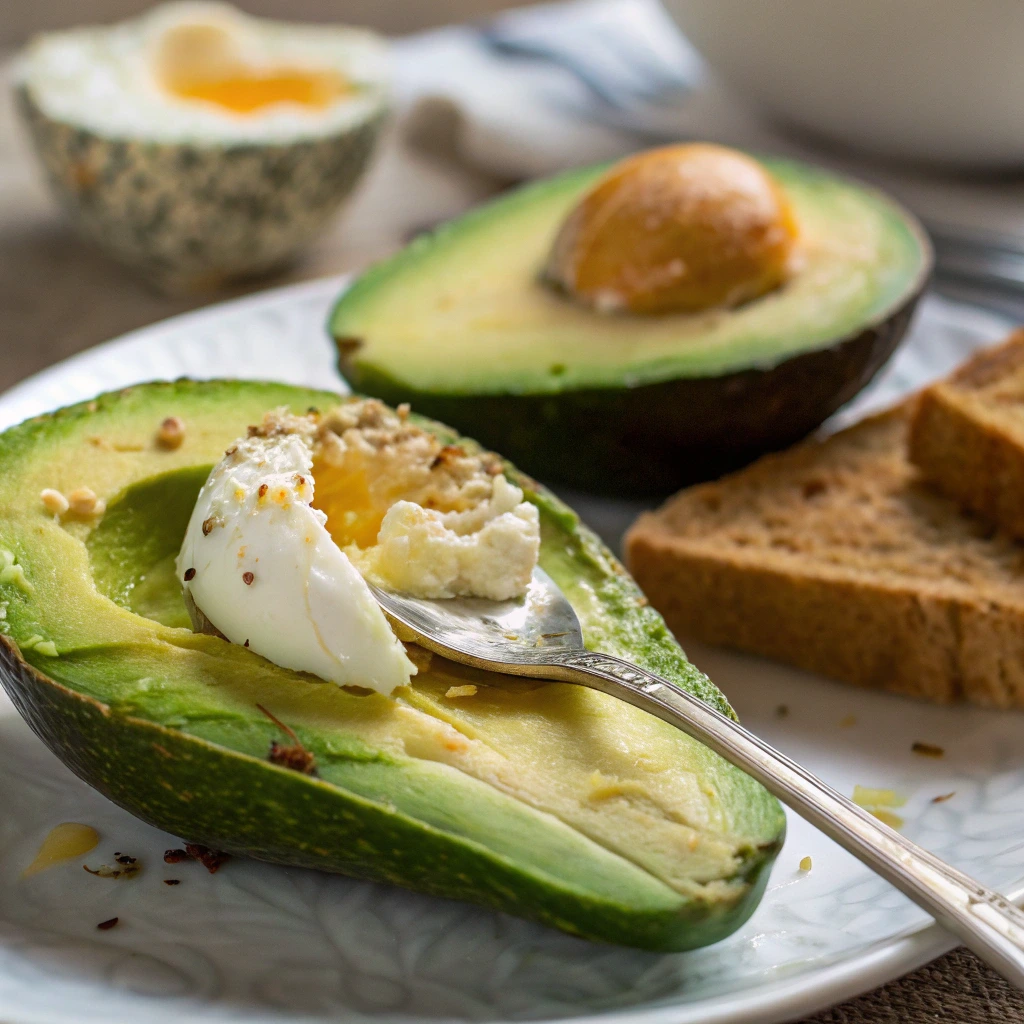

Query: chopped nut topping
[[40, 488, 69, 516], [67, 487, 105, 517], [163, 844, 230, 873], [156, 416, 185, 449], [186, 843, 230, 873]]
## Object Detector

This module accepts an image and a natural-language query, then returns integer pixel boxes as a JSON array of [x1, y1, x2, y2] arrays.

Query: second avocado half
[[330, 156, 931, 494]]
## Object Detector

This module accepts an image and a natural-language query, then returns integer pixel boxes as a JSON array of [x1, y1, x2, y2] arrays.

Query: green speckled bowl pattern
[[17, 87, 387, 294]]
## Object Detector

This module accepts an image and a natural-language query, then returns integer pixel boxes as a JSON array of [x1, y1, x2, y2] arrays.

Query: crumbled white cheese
[[348, 474, 540, 601]]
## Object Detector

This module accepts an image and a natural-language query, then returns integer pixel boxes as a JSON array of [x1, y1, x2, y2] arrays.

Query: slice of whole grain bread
[[625, 405, 1024, 708], [910, 329, 1024, 541]]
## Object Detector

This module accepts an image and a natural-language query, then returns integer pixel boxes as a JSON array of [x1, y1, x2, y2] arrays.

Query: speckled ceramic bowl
[[14, 4, 388, 294]]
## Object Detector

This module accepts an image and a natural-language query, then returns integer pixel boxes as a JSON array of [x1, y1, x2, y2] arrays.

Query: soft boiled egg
[[13, 3, 388, 292], [177, 402, 541, 696]]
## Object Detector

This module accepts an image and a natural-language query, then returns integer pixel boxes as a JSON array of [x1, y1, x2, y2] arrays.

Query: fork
[[371, 567, 1024, 986]]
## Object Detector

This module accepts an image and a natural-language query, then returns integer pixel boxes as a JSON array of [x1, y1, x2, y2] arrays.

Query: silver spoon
[[371, 567, 1024, 987]]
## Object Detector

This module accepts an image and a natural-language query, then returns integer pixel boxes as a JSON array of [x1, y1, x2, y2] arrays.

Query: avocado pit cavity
[[545, 143, 798, 316]]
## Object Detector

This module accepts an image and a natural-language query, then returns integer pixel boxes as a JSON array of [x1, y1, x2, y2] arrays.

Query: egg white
[[14, 2, 388, 144]]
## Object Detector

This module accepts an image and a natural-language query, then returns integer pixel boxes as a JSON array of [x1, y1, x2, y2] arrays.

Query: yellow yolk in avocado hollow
[[311, 452, 392, 551], [545, 143, 798, 315], [310, 449, 482, 552]]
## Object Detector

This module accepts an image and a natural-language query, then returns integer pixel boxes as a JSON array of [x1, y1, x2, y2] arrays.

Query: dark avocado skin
[[341, 290, 920, 495], [0, 380, 785, 952]]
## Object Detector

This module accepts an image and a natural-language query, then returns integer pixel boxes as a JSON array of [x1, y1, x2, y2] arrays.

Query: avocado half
[[0, 380, 784, 951], [330, 158, 931, 494]]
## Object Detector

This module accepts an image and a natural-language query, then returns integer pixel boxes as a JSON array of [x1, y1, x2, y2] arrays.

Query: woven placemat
[[799, 949, 1022, 1023]]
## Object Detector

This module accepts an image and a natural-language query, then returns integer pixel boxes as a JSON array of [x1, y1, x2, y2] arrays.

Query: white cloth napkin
[[391, 0, 1024, 240]]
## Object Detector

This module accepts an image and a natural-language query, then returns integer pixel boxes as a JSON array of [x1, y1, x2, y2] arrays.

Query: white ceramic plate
[[0, 278, 1021, 1024]]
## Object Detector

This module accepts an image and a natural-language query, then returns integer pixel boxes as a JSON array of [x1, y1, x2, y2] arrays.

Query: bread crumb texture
[[626, 406, 1024, 708]]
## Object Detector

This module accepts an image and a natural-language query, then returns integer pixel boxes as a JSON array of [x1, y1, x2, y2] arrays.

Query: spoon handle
[[550, 649, 1024, 989]]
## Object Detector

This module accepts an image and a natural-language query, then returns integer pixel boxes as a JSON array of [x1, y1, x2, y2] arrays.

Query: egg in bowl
[[14, 2, 388, 292]]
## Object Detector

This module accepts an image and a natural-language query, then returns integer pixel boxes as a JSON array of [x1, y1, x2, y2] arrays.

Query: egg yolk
[[545, 143, 798, 315], [170, 68, 352, 114], [154, 20, 353, 115], [310, 454, 384, 550], [310, 439, 493, 554]]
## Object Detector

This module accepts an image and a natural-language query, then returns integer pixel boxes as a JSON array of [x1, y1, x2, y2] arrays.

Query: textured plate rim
[[0, 275, 1017, 1024]]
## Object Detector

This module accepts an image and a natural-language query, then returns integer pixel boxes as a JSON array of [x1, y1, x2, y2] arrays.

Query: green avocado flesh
[[331, 159, 927, 394], [0, 380, 784, 950]]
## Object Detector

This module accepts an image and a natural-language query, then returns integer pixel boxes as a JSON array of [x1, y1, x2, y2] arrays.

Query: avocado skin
[[341, 289, 920, 495], [0, 381, 785, 950], [0, 641, 778, 950]]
